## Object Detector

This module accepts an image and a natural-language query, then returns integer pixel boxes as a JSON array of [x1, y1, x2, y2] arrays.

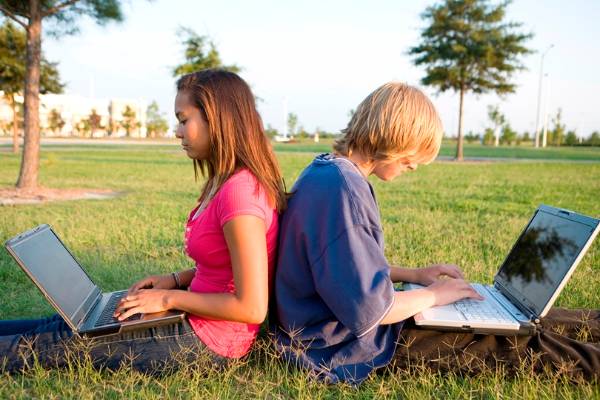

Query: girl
[[1, 69, 286, 374]]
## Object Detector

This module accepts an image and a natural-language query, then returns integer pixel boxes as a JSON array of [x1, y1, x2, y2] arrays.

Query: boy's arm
[[389, 264, 465, 285], [389, 266, 418, 283], [380, 278, 483, 324]]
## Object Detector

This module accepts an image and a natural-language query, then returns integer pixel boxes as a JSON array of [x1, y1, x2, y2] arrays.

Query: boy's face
[[372, 157, 418, 181]]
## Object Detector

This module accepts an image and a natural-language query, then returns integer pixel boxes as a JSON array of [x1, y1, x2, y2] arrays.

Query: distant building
[[0, 92, 147, 138]]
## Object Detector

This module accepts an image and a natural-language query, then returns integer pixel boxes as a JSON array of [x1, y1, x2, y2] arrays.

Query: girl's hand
[[415, 264, 465, 286], [425, 278, 484, 306], [127, 274, 176, 295], [114, 289, 172, 321]]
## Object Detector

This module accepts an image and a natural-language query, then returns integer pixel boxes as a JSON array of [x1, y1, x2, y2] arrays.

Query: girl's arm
[[115, 215, 269, 324], [126, 268, 196, 293]]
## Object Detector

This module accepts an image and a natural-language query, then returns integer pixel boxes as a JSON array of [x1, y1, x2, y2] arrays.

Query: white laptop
[[404, 205, 600, 335]]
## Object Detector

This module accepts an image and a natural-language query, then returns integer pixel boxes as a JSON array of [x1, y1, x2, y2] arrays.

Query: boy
[[271, 82, 600, 384]]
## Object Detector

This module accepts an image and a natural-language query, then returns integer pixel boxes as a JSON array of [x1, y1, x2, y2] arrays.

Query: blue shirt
[[271, 153, 402, 385]]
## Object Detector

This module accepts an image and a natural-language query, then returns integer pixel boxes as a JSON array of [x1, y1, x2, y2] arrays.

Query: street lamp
[[534, 44, 554, 148]]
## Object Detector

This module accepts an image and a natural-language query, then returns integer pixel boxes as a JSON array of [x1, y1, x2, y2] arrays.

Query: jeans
[[0, 314, 226, 375], [392, 308, 600, 379]]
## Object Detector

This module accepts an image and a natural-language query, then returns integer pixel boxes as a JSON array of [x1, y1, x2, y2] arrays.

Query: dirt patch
[[0, 187, 121, 205]]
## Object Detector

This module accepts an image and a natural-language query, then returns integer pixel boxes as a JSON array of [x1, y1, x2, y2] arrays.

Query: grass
[[272, 139, 600, 161], [0, 144, 599, 398]]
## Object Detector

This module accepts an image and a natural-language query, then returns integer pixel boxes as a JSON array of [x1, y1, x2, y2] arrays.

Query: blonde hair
[[333, 82, 443, 164]]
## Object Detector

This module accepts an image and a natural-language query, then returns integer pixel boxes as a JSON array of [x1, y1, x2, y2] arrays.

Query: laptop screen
[[496, 208, 597, 317], [8, 226, 97, 322]]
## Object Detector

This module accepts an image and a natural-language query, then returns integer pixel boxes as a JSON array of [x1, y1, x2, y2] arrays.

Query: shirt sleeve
[[310, 224, 395, 338], [216, 175, 269, 227]]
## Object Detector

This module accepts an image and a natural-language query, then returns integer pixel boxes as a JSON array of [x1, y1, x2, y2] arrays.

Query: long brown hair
[[176, 69, 287, 212]]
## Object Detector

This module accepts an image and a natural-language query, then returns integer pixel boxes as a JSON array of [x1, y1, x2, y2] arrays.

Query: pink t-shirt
[[184, 169, 279, 358]]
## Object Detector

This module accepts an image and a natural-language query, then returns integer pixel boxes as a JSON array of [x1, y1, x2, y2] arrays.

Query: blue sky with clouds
[[40, 0, 600, 138]]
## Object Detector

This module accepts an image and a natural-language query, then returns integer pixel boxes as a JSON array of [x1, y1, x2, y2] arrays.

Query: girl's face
[[372, 157, 417, 181], [174, 91, 210, 160]]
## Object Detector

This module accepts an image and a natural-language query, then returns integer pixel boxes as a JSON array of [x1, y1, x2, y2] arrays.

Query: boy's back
[[271, 153, 401, 384]]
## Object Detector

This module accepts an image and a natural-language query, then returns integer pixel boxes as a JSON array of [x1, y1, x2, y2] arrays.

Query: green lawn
[[1, 145, 599, 398], [272, 139, 600, 161]]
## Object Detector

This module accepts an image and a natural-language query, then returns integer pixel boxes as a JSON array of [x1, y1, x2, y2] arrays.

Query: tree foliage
[[86, 108, 102, 137], [500, 124, 516, 145], [146, 101, 168, 138], [409, 0, 531, 159], [286, 112, 298, 137], [0, 19, 63, 151], [172, 27, 240, 77], [548, 108, 565, 146], [0, 20, 63, 94], [486, 104, 505, 146], [564, 130, 577, 146], [0, 0, 123, 189], [120, 105, 138, 137], [47, 108, 64, 134]]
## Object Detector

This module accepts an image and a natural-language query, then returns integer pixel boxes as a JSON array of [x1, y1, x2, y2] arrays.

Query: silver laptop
[[404, 205, 600, 335], [5, 224, 186, 337]]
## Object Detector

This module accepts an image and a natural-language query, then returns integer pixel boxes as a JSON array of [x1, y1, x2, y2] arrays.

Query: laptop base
[[411, 316, 538, 336]]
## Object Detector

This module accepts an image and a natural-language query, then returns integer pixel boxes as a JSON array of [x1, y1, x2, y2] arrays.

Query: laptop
[[404, 205, 600, 336], [5, 224, 186, 337]]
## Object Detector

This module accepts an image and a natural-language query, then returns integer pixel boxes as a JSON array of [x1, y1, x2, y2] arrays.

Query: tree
[[0, 1, 123, 190], [588, 131, 600, 147], [464, 130, 479, 143], [548, 108, 565, 146], [86, 108, 102, 137], [521, 131, 530, 143], [286, 112, 298, 138], [297, 125, 309, 140], [120, 105, 138, 137], [47, 108, 64, 134], [145, 101, 168, 138], [172, 27, 240, 77], [564, 130, 577, 146], [500, 124, 516, 145], [264, 123, 278, 139], [487, 105, 506, 147], [482, 128, 494, 145], [76, 118, 91, 137], [409, 0, 532, 160], [0, 20, 63, 153]]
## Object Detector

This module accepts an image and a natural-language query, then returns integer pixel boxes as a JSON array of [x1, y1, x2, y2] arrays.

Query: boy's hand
[[415, 264, 465, 286], [425, 278, 484, 306]]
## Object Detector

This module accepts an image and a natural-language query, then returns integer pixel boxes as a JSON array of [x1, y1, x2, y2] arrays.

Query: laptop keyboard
[[453, 284, 516, 323], [94, 291, 141, 327]]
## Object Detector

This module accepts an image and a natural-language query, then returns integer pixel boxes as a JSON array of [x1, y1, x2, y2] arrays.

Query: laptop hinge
[[494, 281, 539, 323], [75, 288, 103, 330]]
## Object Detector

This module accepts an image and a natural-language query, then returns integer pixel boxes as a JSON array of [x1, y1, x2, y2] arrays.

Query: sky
[[38, 0, 600, 138]]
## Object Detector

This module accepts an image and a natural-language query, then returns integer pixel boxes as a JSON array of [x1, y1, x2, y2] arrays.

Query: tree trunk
[[10, 94, 19, 154], [455, 85, 465, 161], [16, 0, 42, 190], [494, 126, 500, 147]]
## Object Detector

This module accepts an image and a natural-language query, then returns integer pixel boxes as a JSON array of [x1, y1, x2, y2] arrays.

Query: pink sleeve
[[215, 172, 272, 228]]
